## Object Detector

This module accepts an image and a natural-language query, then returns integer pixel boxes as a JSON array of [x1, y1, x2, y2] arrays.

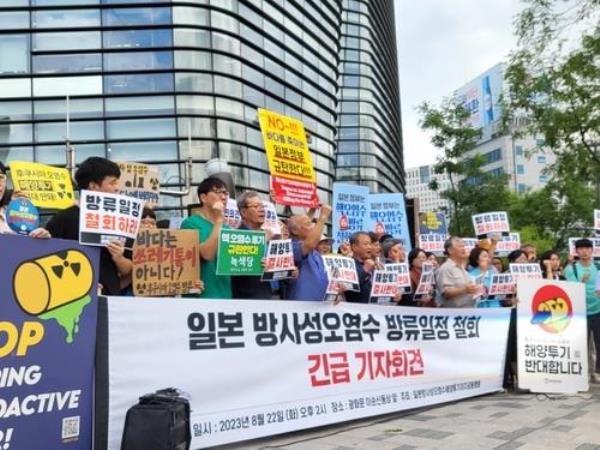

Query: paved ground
[[220, 384, 600, 450]]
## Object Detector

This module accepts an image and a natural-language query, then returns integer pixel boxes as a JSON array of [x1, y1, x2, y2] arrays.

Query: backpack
[[121, 388, 191, 450]]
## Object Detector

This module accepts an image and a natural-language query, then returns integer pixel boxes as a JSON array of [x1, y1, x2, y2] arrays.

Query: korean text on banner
[[261, 239, 295, 281], [517, 279, 588, 393], [132, 229, 200, 296], [257, 108, 319, 208], [104, 298, 510, 449], [116, 161, 160, 206], [217, 228, 266, 276], [417, 234, 446, 257], [332, 183, 369, 250], [79, 190, 142, 249], [9, 161, 75, 209], [0, 234, 99, 450], [472, 211, 510, 239], [368, 193, 412, 251], [262, 201, 281, 236], [224, 198, 241, 229], [495, 233, 521, 257], [418, 212, 448, 235], [369, 270, 400, 304]]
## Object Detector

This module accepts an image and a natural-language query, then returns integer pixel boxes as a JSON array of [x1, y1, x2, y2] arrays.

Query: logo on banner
[[530, 284, 573, 334]]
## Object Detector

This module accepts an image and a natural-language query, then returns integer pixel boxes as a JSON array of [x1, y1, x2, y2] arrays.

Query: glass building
[[336, 0, 404, 192], [0, 0, 403, 215]]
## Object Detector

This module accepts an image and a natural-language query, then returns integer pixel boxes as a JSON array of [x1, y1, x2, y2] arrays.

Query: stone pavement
[[221, 385, 600, 450]]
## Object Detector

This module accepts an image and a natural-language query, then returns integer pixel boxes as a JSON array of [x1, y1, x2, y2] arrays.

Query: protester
[[468, 247, 501, 308], [564, 238, 600, 383], [338, 240, 353, 258], [139, 207, 157, 230], [437, 237, 477, 308], [316, 235, 333, 255], [369, 231, 383, 265], [0, 162, 51, 238], [180, 177, 231, 299], [425, 251, 440, 268], [404, 247, 434, 307], [286, 204, 332, 301], [230, 191, 274, 300], [507, 249, 528, 264], [521, 243, 538, 262], [382, 238, 406, 263], [46, 157, 131, 295], [345, 231, 374, 304], [540, 250, 564, 280], [492, 256, 504, 274]]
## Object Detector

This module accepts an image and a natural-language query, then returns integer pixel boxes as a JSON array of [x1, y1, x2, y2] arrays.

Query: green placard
[[217, 228, 266, 276]]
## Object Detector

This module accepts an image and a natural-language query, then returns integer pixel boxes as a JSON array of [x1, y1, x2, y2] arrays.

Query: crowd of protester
[[1, 156, 599, 388]]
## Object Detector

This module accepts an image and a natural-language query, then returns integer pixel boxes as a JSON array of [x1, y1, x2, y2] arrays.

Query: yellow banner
[[9, 161, 75, 209], [257, 108, 316, 183]]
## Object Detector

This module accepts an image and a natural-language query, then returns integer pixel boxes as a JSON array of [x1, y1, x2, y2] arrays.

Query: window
[[35, 98, 103, 119], [34, 76, 102, 96], [174, 29, 210, 48], [516, 164, 525, 175], [176, 95, 213, 115], [175, 73, 213, 93], [108, 141, 177, 162], [33, 54, 102, 73], [0, 11, 29, 29], [33, 0, 99, 4], [33, 31, 101, 51], [33, 9, 100, 28], [536, 138, 545, 147], [0, 101, 31, 121], [103, 29, 172, 49], [515, 145, 523, 156], [0, 124, 32, 144], [419, 166, 430, 184], [487, 167, 504, 177], [36, 143, 104, 165], [172, 6, 209, 25], [181, 118, 213, 138], [0, 35, 30, 74], [104, 51, 173, 71], [537, 155, 546, 164], [107, 118, 176, 139], [539, 175, 549, 183], [104, 73, 173, 94], [103, 7, 171, 26], [35, 121, 104, 142], [105, 96, 174, 117], [485, 148, 502, 164]]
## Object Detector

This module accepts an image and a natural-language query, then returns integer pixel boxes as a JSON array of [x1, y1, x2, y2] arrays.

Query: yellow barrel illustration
[[13, 250, 94, 315]]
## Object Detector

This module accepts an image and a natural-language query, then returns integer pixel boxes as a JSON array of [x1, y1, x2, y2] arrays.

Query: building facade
[[405, 164, 451, 213], [335, 0, 404, 193]]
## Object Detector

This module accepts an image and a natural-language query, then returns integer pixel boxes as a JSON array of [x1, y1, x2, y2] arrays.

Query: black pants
[[503, 308, 517, 388], [589, 312, 600, 373]]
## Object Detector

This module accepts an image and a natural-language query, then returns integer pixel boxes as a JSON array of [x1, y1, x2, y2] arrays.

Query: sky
[[395, 0, 523, 170]]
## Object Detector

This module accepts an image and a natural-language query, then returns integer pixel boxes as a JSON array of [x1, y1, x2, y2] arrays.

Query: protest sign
[[510, 264, 543, 285], [595, 209, 600, 235], [369, 270, 400, 304], [322, 255, 360, 292], [417, 233, 446, 256], [418, 212, 448, 235], [368, 193, 412, 251], [224, 198, 241, 229], [217, 228, 266, 276], [116, 161, 160, 206], [332, 183, 369, 250], [6, 198, 40, 235], [414, 263, 435, 300], [488, 273, 515, 296], [132, 229, 200, 296], [9, 161, 74, 209], [517, 279, 588, 393], [462, 238, 478, 254], [103, 298, 510, 449], [495, 232, 521, 257], [568, 237, 600, 260], [384, 263, 411, 293], [79, 190, 142, 249], [257, 108, 319, 208], [472, 211, 510, 239], [262, 200, 281, 236], [261, 239, 295, 281], [0, 234, 99, 450]]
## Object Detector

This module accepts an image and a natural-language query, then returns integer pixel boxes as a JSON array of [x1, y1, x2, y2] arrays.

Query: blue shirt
[[564, 262, 600, 316], [469, 266, 502, 308], [287, 239, 328, 301]]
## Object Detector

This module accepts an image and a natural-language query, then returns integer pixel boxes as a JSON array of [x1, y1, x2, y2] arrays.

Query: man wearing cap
[[564, 238, 600, 383]]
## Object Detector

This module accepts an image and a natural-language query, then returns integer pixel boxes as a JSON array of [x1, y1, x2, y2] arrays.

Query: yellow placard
[[9, 161, 75, 209], [257, 108, 316, 183]]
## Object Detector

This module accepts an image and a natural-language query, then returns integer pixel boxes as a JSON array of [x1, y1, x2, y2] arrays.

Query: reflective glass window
[[175, 73, 213, 93], [212, 32, 240, 55], [33, 54, 102, 74], [217, 120, 245, 142], [176, 95, 213, 115], [34, 98, 103, 120], [103, 29, 172, 49], [2, 0, 28, 5], [0, 101, 31, 121], [214, 76, 241, 97], [105, 96, 174, 117], [0, 11, 29, 30], [215, 98, 243, 119], [181, 140, 214, 161], [0, 79, 31, 98], [172, 6, 209, 25], [174, 51, 211, 70], [174, 29, 210, 48], [33, 9, 100, 28], [108, 141, 177, 162], [0, 35, 30, 74], [0, 124, 32, 144], [33, 0, 99, 4], [104, 73, 173, 94], [213, 54, 241, 76], [36, 143, 104, 165], [211, 10, 238, 32], [107, 118, 176, 139], [181, 118, 213, 138], [0, 147, 33, 165], [33, 31, 101, 51], [104, 51, 173, 71], [35, 121, 104, 143], [34, 76, 102, 97], [102, 7, 171, 26]]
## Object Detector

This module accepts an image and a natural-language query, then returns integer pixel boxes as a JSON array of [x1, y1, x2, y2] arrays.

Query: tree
[[419, 99, 511, 236], [505, 0, 600, 205]]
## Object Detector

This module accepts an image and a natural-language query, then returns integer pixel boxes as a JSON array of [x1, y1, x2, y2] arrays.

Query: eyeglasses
[[244, 203, 264, 210], [210, 189, 229, 196]]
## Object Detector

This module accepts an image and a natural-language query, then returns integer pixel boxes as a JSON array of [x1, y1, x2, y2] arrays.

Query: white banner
[[517, 279, 588, 394], [472, 211, 510, 239], [106, 299, 510, 449]]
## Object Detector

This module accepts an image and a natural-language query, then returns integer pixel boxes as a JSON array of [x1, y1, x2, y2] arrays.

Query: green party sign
[[217, 228, 266, 275]]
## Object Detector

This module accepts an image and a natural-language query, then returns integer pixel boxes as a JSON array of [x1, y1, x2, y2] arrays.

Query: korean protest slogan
[[132, 229, 201, 296], [9, 161, 74, 210], [368, 193, 412, 250], [217, 228, 266, 276], [261, 239, 295, 281], [0, 234, 99, 450], [332, 183, 369, 250], [257, 108, 319, 208], [116, 161, 160, 206]]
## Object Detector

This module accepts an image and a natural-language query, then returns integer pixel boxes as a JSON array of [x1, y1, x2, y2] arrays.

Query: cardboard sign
[[595, 209, 600, 235], [517, 279, 588, 393], [384, 262, 411, 293], [369, 270, 400, 304], [132, 229, 200, 296], [116, 161, 160, 206], [258, 108, 319, 208], [262, 200, 281, 236], [418, 233, 446, 256], [322, 255, 359, 301], [224, 198, 241, 229], [568, 237, 600, 260], [495, 232, 521, 256], [217, 228, 266, 276], [368, 193, 412, 251], [261, 239, 295, 281], [79, 190, 142, 249], [472, 211, 510, 239], [418, 212, 448, 235], [510, 264, 543, 285], [488, 273, 515, 296], [414, 263, 436, 300], [332, 183, 369, 250], [6, 198, 40, 235], [9, 161, 74, 209]]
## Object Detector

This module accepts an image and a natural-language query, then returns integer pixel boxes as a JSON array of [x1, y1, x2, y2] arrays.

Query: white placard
[[384, 262, 411, 292], [224, 198, 241, 229], [369, 270, 400, 304], [472, 211, 510, 239], [322, 255, 360, 294], [262, 200, 281, 236], [417, 233, 446, 256], [495, 232, 521, 256], [261, 239, 295, 281]]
